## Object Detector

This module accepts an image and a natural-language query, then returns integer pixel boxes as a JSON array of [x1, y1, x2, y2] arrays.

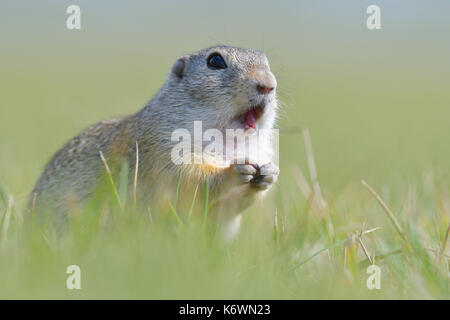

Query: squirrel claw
[[232, 164, 258, 184], [250, 162, 279, 190], [232, 162, 279, 190]]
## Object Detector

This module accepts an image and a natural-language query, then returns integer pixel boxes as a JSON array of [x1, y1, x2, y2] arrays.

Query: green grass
[[0, 130, 448, 299]]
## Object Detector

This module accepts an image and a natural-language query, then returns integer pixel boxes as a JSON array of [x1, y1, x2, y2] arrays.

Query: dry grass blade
[[0, 184, 8, 231], [358, 237, 373, 264], [292, 167, 312, 199], [99, 150, 123, 209], [203, 173, 210, 230], [359, 246, 450, 268], [1, 196, 14, 246], [173, 167, 183, 210], [280, 212, 286, 238], [439, 223, 450, 263], [133, 141, 139, 209], [301, 128, 327, 210], [361, 180, 409, 248], [31, 192, 37, 218], [343, 246, 347, 269], [147, 207, 154, 224], [291, 227, 381, 271], [0, 183, 8, 208], [273, 208, 279, 244]]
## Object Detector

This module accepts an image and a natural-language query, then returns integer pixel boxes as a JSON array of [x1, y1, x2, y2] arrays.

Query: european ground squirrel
[[31, 46, 280, 238]]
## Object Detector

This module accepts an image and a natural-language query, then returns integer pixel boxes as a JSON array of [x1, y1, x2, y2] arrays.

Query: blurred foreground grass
[[0, 129, 449, 299]]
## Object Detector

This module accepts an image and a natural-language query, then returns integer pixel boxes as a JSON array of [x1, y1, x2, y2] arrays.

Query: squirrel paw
[[251, 162, 279, 190], [232, 162, 279, 190], [232, 164, 258, 184]]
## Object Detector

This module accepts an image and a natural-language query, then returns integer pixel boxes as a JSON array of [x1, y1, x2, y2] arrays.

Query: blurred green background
[[1, 0, 449, 195], [0, 1, 449, 299]]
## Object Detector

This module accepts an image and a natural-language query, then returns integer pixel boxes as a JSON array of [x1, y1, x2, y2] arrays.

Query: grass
[[99, 150, 123, 210], [0, 128, 448, 299]]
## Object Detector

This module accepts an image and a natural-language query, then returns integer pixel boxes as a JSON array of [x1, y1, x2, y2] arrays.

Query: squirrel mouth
[[243, 105, 264, 129]]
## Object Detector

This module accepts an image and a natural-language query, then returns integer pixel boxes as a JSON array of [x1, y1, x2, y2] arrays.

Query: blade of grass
[[203, 172, 210, 230], [0, 183, 8, 208], [291, 167, 312, 199], [187, 184, 199, 221], [273, 208, 279, 244], [133, 141, 139, 209], [147, 207, 154, 224], [0, 183, 9, 227], [361, 180, 409, 248], [31, 192, 37, 219], [439, 223, 450, 263], [118, 160, 129, 208], [173, 167, 183, 211], [358, 237, 374, 264], [302, 127, 327, 210], [99, 151, 123, 209], [169, 202, 183, 227], [1, 195, 14, 246], [359, 246, 450, 268], [290, 227, 380, 271]]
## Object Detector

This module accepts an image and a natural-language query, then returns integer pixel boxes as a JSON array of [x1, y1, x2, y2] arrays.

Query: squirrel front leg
[[210, 163, 277, 211], [207, 162, 279, 241]]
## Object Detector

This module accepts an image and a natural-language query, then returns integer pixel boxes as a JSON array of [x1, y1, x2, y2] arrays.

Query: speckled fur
[[31, 46, 279, 232]]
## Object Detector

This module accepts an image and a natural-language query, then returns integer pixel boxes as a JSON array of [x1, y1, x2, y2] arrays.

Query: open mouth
[[243, 105, 264, 130]]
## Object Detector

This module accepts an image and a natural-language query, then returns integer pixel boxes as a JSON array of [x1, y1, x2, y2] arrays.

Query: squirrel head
[[165, 46, 278, 133]]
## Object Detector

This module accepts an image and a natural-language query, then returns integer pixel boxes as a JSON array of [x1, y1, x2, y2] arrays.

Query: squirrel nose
[[257, 84, 275, 95], [254, 70, 277, 95]]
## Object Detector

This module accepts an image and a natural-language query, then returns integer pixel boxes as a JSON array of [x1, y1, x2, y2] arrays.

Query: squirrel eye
[[207, 53, 227, 70]]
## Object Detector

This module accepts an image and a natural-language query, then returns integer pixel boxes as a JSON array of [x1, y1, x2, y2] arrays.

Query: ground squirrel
[[31, 46, 280, 237]]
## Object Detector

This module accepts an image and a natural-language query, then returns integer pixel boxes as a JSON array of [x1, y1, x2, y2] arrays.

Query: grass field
[[1, 1, 450, 299]]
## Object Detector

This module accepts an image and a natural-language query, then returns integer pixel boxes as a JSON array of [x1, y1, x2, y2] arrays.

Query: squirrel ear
[[171, 57, 186, 79]]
